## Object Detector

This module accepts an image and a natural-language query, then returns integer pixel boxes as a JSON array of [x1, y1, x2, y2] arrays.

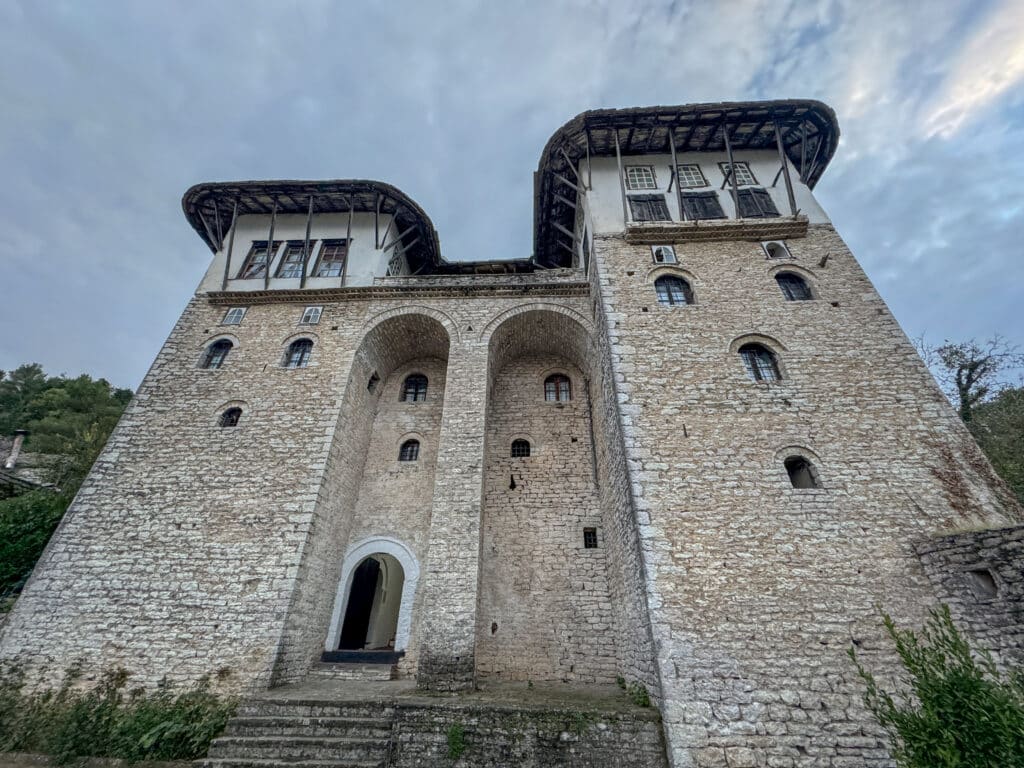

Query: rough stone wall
[[592, 224, 1020, 767], [915, 524, 1024, 666], [389, 700, 667, 767], [475, 356, 617, 683]]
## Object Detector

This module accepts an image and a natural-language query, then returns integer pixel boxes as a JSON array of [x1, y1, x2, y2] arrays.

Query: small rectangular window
[[315, 239, 348, 278], [238, 241, 282, 279], [583, 528, 598, 549], [719, 161, 758, 186], [676, 164, 708, 188], [625, 166, 657, 190], [275, 241, 308, 278], [651, 245, 676, 264], [681, 191, 726, 220], [300, 306, 322, 325], [628, 194, 671, 222], [222, 307, 247, 325], [736, 188, 780, 218]]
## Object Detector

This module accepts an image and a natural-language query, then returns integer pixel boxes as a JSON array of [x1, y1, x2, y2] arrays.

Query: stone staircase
[[202, 696, 396, 768], [305, 661, 395, 682]]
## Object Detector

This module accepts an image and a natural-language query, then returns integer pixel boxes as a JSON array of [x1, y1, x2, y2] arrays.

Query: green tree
[[850, 606, 1024, 767], [971, 387, 1024, 504]]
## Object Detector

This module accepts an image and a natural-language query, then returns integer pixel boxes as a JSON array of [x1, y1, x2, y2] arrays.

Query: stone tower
[[2, 100, 1020, 767]]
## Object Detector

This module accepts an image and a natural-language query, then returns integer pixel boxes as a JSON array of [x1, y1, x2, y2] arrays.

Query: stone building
[[2, 99, 1021, 767]]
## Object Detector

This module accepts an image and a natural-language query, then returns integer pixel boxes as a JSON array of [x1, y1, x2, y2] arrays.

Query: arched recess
[[273, 311, 450, 684], [476, 307, 623, 684], [325, 537, 421, 652]]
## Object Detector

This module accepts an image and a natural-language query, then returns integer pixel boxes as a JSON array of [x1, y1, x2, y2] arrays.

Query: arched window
[[654, 275, 694, 306], [219, 407, 242, 428], [399, 439, 420, 462], [784, 456, 820, 489], [284, 339, 313, 369], [764, 241, 790, 259], [776, 273, 813, 301], [511, 439, 531, 458], [201, 339, 232, 369], [544, 374, 571, 402], [738, 343, 781, 382], [402, 374, 428, 402]]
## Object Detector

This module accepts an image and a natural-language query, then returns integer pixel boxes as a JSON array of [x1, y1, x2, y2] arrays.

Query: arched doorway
[[337, 553, 405, 650]]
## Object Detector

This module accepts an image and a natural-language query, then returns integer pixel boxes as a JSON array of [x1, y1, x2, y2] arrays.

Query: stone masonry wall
[[915, 524, 1024, 666], [475, 355, 617, 683], [593, 224, 1021, 767]]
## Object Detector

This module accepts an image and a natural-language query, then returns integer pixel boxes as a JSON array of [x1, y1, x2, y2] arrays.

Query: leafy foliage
[[0, 363, 132, 493], [446, 722, 466, 760], [0, 490, 70, 596], [0, 664, 236, 763], [849, 606, 1024, 767], [971, 387, 1024, 504]]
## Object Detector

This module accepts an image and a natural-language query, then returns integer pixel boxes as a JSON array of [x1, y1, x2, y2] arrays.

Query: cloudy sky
[[1, 0, 1022, 389]]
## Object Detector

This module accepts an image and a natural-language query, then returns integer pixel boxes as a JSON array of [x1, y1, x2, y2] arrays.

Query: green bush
[[0, 665, 236, 763], [849, 605, 1024, 767], [0, 490, 69, 598]]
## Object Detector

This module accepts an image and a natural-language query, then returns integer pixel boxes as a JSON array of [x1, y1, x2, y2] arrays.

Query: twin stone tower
[[3, 100, 1021, 767]]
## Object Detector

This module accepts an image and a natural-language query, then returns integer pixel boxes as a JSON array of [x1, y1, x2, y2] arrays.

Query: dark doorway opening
[[339, 557, 380, 649]]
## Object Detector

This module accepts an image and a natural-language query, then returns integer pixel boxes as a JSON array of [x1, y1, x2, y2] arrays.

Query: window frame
[[299, 306, 323, 325], [201, 339, 233, 370], [738, 343, 781, 383], [625, 165, 658, 190], [736, 188, 780, 218], [654, 275, 694, 306], [275, 241, 309, 279], [221, 307, 247, 326], [510, 439, 531, 458], [676, 164, 709, 188], [718, 161, 758, 187], [237, 240, 282, 280], [284, 338, 313, 369], [651, 245, 677, 264], [775, 272, 814, 301], [313, 239, 348, 278], [583, 528, 598, 549], [401, 373, 429, 403], [680, 191, 727, 220], [543, 373, 572, 402], [398, 439, 420, 462]]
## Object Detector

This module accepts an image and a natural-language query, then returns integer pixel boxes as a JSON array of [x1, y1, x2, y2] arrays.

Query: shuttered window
[[628, 194, 671, 222], [736, 188, 780, 218], [681, 191, 726, 220]]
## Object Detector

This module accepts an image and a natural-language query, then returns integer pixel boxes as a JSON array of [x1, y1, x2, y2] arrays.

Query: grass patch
[[0, 665, 236, 763], [446, 722, 466, 760]]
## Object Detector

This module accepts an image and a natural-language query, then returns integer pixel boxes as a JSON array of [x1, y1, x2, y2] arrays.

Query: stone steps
[[305, 662, 395, 682], [225, 715, 393, 740], [237, 699, 395, 720], [207, 735, 387, 763], [203, 760, 383, 768]]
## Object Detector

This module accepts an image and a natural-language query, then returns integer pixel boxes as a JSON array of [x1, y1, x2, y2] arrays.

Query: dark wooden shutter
[[752, 188, 780, 217], [629, 195, 670, 222], [737, 188, 780, 218], [682, 192, 726, 220]]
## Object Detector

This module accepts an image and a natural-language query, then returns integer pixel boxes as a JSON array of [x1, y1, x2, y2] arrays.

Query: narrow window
[[300, 306, 323, 325], [219, 407, 242, 428], [738, 343, 781, 382], [776, 273, 813, 301], [402, 374, 428, 402], [201, 339, 232, 370], [784, 456, 820, 489], [284, 339, 313, 369], [399, 439, 420, 462], [676, 164, 708, 188], [314, 239, 348, 277], [628, 195, 671, 222], [719, 161, 758, 186], [511, 439, 531, 458], [966, 569, 998, 599], [583, 528, 598, 549], [736, 188, 780, 218], [763, 241, 790, 259], [238, 241, 281, 279], [680, 191, 726, 220], [654, 275, 694, 306], [651, 245, 676, 264], [544, 374, 572, 402], [625, 166, 657, 190], [275, 241, 307, 278], [222, 307, 247, 325], [368, 372, 380, 392]]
